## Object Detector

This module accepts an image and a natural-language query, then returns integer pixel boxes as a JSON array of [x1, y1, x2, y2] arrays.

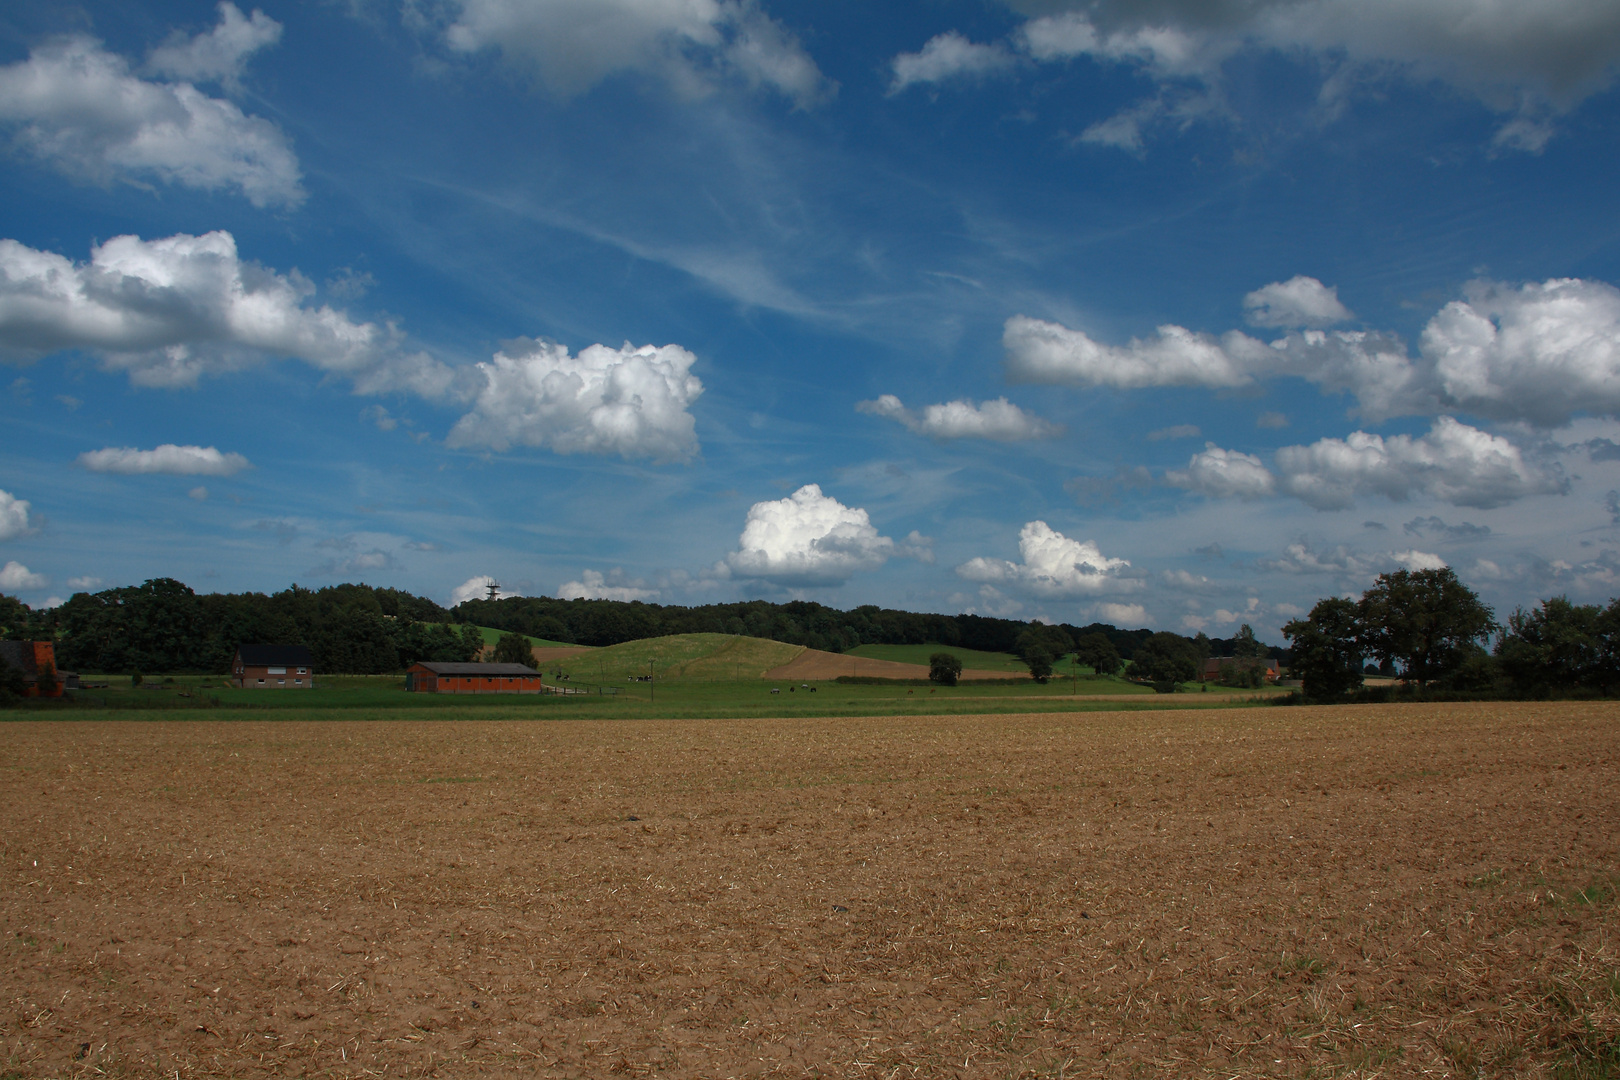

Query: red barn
[[406, 661, 543, 694]]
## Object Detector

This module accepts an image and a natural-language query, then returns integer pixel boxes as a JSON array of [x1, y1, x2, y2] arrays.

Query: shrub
[[928, 652, 962, 686]]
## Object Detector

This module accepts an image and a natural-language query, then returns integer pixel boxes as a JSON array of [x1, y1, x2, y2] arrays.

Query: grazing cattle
[[770, 688, 781, 694]]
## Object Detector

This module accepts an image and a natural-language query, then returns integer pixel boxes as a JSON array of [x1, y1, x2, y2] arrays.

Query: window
[[268, 666, 287, 675], [277, 679, 285, 685], [296, 667, 308, 675]]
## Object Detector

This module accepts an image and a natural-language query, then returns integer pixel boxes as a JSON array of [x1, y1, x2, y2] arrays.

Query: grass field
[[846, 641, 1049, 673], [2, 702, 1615, 1079], [470, 625, 576, 649], [51, 635, 1280, 719], [51, 669, 1244, 721]]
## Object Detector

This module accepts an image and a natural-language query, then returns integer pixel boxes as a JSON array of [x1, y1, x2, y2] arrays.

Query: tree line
[[1283, 566, 1620, 700], [1, 579, 482, 676], [1, 577, 1283, 677]]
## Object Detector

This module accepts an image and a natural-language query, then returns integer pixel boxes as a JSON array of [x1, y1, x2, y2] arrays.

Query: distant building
[[1202, 656, 1280, 683], [0, 641, 67, 697], [233, 645, 315, 688], [406, 661, 542, 694]]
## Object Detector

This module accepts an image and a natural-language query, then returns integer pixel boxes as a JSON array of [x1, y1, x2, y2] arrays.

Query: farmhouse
[[1202, 656, 1281, 683], [0, 641, 67, 697], [233, 644, 315, 688], [406, 661, 543, 694]]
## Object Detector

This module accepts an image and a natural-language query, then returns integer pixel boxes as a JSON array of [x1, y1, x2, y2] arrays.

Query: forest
[[0, 578, 1276, 676]]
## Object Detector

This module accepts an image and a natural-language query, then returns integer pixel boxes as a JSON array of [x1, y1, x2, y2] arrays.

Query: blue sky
[[4, 0, 1620, 641]]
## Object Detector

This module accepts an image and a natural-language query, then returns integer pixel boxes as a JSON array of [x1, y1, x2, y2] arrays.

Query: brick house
[[0, 640, 67, 697], [233, 644, 315, 688], [406, 661, 542, 694]]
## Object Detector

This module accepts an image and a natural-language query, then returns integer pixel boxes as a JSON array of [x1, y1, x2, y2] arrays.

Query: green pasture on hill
[[470, 625, 575, 649], [540, 633, 801, 682]]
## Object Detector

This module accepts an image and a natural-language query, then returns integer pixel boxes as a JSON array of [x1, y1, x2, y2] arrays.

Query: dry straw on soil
[[2, 702, 1617, 1078]]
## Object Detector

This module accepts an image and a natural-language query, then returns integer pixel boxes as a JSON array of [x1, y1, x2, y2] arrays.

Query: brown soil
[[764, 647, 1014, 681], [2, 703, 1617, 1078]]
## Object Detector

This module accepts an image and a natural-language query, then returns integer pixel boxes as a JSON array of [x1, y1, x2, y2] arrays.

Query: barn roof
[[236, 644, 314, 667], [413, 662, 538, 676]]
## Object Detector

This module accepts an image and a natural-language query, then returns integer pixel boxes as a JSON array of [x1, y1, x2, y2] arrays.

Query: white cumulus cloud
[[1393, 549, 1448, 571], [1244, 276, 1352, 328], [0, 231, 715, 463], [0, 561, 47, 590], [0, 16, 302, 208], [1274, 416, 1564, 510], [0, 231, 419, 389], [889, 32, 1016, 93], [1422, 277, 1620, 426], [558, 568, 658, 602], [1178, 418, 1563, 510], [146, 2, 282, 87], [1166, 444, 1276, 499], [1092, 601, 1148, 626], [0, 489, 31, 539], [1003, 313, 1262, 389], [956, 520, 1136, 597], [1006, 275, 1620, 426], [78, 443, 250, 476], [725, 484, 898, 586], [856, 393, 1060, 441], [446, 338, 703, 463], [442, 0, 831, 108]]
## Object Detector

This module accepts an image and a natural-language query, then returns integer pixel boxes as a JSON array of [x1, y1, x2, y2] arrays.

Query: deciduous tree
[[1283, 597, 1363, 700], [493, 630, 537, 669], [1357, 568, 1496, 689]]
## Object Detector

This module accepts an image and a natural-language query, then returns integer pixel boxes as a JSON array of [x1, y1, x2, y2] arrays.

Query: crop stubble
[[2, 702, 1617, 1078]]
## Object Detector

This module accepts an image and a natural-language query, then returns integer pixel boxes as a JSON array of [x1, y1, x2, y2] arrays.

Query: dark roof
[[413, 662, 538, 676], [0, 641, 42, 675], [236, 644, 314, 667]]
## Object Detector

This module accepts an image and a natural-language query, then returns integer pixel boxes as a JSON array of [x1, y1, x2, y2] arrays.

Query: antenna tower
[[485, 580, 501, 602]]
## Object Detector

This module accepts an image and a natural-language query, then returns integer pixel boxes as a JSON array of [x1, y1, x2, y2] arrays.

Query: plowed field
[[3, 702, 1617, 1078]]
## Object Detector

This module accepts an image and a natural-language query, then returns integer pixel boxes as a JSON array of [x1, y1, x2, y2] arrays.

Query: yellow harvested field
[[2, 701, 1617, 1078]]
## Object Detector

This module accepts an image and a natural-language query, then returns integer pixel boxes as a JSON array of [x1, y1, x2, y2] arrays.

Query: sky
[[3, 0, 1620, 642]]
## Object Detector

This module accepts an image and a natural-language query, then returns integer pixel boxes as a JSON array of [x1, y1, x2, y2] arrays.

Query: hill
[[540, 634, 803, 684]]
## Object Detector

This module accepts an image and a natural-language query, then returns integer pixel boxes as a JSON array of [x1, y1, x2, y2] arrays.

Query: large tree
[[928, 652, 962, 686], [492, 631, 537, 669], [1127, 632, 1199, 692], [1073, 632, 1121, 677], [1022, 645, 1055, 684], [1283, 597, 1363, 700], [1357, 568, 1497, 689]]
